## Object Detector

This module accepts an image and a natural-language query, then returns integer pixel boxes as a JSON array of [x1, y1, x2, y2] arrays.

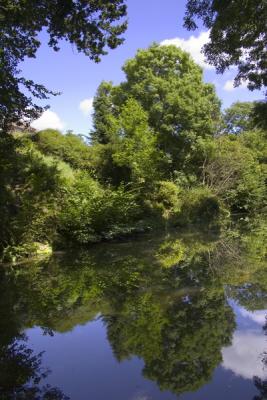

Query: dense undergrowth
[[0, 45, 266, 261]]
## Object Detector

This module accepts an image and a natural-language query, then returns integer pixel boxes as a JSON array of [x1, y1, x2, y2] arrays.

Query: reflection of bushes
[[156, 239, 185, 268], [1, 223, 266, 396], [208, 218, 267, 310]]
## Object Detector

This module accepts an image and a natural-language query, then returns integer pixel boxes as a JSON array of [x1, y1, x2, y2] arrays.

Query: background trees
[[202, 135, 266, 213], [1, 51, 266, 256], [1, 3, 266, 255], [34, 129, 93, 171], [222, 102, 256, 134], [111, 98, 161, 185]]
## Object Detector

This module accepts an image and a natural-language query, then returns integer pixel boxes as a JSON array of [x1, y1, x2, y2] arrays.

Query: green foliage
[[85, 142, 126, 185], [90, 97, 165, 188], [92, 44, 221, 176], [0, 136, 69, 257], [179, 186, 223, 225], [0, 0, 127, 133], [2, 242, 52, 263], [223, 101, 267, 134], [203, 135, 266, 213], [1, 43, 266, 255], [253, 101, 267, 130], [91, 81, 117, 145], [34, 129, 93, 171], [223, 102, 256, 134], [146, 181, 182, 222], [111, 98, 162, 185], [184, 0, 267, 94], [59, 172, 141, 243], [240, 129, 267, 165]]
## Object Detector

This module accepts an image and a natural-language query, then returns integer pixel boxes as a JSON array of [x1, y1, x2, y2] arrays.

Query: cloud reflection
[[222, 331, 267, 380], [239, 308, 267, 326]]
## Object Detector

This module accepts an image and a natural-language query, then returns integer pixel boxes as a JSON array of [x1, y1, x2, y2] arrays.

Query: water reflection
[[252, 316, 267, 400], [223, 331, 267, 380], [0, 334, 69, 399], [0, 220, 266, 399]]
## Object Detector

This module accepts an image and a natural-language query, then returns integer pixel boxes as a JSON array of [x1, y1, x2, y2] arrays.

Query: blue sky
[[22, 0, 263, 135]]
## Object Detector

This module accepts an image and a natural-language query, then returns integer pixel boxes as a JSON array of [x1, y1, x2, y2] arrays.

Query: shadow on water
[[0, 218, 266, 399]]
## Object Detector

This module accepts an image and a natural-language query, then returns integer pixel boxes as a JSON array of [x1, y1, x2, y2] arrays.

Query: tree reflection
[[0, 267, 69, 399], [253, 317, 267, 400], [0, 221, 266, 397], [253, 376, 267, 400], [0, 334, 69, 400], [105, 285, 234, 394], [208, 218, 267, 311]]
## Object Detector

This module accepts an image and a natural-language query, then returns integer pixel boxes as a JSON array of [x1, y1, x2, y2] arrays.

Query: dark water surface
[[1, 223, 267, 399]]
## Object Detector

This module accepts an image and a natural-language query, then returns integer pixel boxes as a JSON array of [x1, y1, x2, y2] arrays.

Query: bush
[[33, 129, 93, 171], [178, 186, 224, 225], [0, 136, 71, 258], [59, 172, 141, 244], [145, 181, 182, 222], [2, 242, 52, 262], [203, 135, 266, 213]]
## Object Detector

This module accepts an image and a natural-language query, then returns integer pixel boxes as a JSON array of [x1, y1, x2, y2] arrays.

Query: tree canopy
[[0, 0, 127, 133], [91, 44, 221, 178], [184, 0, 267, 94]]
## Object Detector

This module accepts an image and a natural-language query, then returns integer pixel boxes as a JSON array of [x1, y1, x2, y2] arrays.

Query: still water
[[0, 223, 266, 399]]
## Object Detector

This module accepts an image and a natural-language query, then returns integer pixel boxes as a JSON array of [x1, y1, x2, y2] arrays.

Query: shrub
[[178, 186, 224, 225], [59, 173, 141, 244], [203, 135, 266, 213], [145, 181, 182, 224], [0, 136, 71, 258], [34, 129, 93, 171]]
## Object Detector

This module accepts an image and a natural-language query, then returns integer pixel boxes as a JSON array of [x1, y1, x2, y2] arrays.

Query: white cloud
[[223, 79, 248, 91], [79, 98, 94, 116], [160, 31, 213, 70], [239, 308, 267, 326], [222, 331, 267, 380], [31, 110, 64, 131]]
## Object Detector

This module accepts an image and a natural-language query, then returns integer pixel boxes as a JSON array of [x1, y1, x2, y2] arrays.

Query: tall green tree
[[91, 81, 117, 145], [112, 98, 162, 185], [0, 0, 127, 133], [92, 44, 221, 177]]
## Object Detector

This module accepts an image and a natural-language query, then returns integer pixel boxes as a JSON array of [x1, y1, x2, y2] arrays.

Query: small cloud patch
[[223, 79, 248, 91], [160, 31, 212, 70], [79, 98, 94, 116], [31, 110, 64, 131]]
